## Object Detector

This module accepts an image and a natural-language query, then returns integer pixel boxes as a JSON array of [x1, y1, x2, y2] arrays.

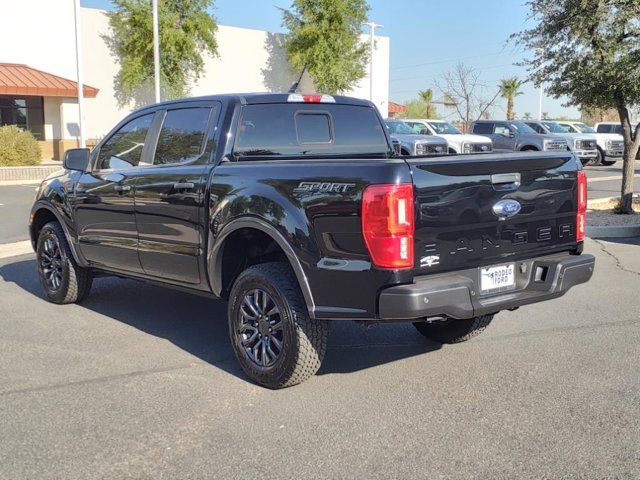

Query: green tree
[[108, 0, 218, 103], [416, 89, 438, 118], [499, 77, 524, 120], [281, 0, 370, 94], [405, 89, 439, 119], [513, 0, 640, 213]]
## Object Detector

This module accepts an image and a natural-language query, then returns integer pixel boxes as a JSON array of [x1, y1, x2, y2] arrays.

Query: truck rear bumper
[[378, 253, 595, 320]]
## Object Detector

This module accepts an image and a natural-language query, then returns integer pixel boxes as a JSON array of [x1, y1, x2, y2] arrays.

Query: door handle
[[173, 182, 195, 190], [114, 184, 131, 192]]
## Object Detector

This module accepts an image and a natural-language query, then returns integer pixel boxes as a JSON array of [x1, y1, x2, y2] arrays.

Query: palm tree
[[499, 77, 524, 120], [523, 112, 532, 120], [417, 89, 438, 118]]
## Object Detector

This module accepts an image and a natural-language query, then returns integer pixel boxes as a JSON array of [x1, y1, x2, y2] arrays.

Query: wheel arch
[[209, 218, 316, 318], [519, 145, 539, 151], [30, 203, 84, 265]]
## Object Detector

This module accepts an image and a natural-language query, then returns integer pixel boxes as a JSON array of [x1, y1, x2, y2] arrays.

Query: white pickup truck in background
[[404, 119, 493, 154], [557, 121, 623, 166]]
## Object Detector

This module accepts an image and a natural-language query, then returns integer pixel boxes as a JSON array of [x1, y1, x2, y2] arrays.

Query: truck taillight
[[576, 170, 587, 242], [361, 183, 414, 269]]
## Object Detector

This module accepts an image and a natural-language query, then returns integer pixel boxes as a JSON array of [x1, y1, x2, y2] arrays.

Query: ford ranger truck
[[29, 93, 595, 389]]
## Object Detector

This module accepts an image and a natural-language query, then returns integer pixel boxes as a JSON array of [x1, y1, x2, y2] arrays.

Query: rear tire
[[413, 314, 494, 344], [36, 222, 92, 304], [228, 262, 329, 389]]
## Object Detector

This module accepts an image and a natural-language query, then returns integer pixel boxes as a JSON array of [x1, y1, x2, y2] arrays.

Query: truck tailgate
[[406, 152, 580, 274]]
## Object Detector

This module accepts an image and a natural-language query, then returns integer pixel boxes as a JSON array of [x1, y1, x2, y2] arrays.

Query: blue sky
[[81, 0, 579, 119]]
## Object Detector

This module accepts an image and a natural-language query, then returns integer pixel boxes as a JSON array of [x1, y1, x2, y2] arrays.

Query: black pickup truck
[[29, 93, 595, 388]]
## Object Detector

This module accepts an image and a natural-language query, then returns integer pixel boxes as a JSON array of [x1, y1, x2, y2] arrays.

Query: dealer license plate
[[480, 263, 516, 294]]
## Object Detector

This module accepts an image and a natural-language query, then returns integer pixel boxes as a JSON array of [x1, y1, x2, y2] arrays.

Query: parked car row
[[385, 117, 626, 167]]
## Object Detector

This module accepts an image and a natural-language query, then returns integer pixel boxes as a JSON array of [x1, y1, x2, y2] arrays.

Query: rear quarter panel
[[208, 159, 413, 319]]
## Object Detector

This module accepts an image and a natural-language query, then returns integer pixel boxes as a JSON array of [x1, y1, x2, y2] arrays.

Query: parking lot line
[[588, 174, 640, 183]]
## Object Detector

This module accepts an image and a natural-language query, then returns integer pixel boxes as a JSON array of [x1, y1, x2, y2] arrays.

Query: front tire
[[228, 262, 329, 389], [36, 222, 92, 304], [413, 314, 494, 344], [597, 148, 616, 166]]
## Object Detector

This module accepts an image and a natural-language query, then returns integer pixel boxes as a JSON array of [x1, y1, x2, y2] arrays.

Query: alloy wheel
[[40, 235, 64, 291], [237, 288, 284, 368]]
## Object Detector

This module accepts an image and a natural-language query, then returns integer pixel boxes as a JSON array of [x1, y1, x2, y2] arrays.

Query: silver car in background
[[385, 119, 449, 156], [524, 120, 598, 166]]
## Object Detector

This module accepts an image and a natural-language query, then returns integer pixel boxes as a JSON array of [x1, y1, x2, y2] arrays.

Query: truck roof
[[135, 93, 373, 113]]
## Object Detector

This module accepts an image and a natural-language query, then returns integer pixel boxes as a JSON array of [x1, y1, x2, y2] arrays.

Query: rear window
[[234, 104, 389, 158], [596, 124, 611, 133], [472, 123, 493, 134]]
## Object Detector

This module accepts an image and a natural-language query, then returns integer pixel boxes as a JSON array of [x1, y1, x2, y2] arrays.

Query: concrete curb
[[587, 197, 617, 208], [587, 224, 640, 239], [0, 165, 63, 183]]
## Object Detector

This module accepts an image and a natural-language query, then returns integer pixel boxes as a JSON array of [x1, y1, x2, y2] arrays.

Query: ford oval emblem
[[492, 199, 521, 220]]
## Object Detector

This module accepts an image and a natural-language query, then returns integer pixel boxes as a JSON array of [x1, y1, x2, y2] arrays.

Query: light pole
[[152, 0, 161, 103], [537, 47, 544, 120], [538, 84, 543, 120], [363, 21, 383, 103], [73, 0, 85, 147]]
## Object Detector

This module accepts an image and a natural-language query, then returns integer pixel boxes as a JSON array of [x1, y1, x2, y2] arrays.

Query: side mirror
[[63, 148, 90, 172]]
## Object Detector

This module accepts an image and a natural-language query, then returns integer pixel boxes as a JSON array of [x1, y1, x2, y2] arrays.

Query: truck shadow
[[0, 258, 442, 384]]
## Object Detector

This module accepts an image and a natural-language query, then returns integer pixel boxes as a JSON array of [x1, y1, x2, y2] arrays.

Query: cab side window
[[494, 124, 511, 136], [596, 124, 610, 133], [472, 122, 493, 134], [153, 108, 212, 165], [96, 114, 154, 170]]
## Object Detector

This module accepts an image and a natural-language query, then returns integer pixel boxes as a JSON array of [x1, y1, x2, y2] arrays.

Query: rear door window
[[234, 103, 389, 158], [153, 108, 212, 165]]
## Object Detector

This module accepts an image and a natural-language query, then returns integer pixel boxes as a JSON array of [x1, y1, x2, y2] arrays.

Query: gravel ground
[[588, 199, 640, 226]]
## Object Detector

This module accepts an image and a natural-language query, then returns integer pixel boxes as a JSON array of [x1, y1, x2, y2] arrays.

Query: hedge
[[0, 126, 42, 166]]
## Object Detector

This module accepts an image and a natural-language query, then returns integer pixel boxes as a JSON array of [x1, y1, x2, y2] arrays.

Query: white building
[[0, 1, 390, 160]]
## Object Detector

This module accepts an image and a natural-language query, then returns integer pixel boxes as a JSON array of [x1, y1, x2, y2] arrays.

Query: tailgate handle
[[491, 173, 521, 191]]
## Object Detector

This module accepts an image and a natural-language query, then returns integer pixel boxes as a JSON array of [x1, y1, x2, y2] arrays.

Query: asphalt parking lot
[[1, 236, 639, 479]]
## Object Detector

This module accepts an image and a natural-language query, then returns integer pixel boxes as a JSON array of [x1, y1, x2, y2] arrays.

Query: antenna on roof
[[288, 64, 307, 93]]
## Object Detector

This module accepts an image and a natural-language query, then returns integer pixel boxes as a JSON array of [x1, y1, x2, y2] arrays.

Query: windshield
[[386, 121, 416, 135], [510, 121, 536, 133], [427, 122, 461, 135], [572, 123, 596, 134], [542, 121, 569, 133]]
